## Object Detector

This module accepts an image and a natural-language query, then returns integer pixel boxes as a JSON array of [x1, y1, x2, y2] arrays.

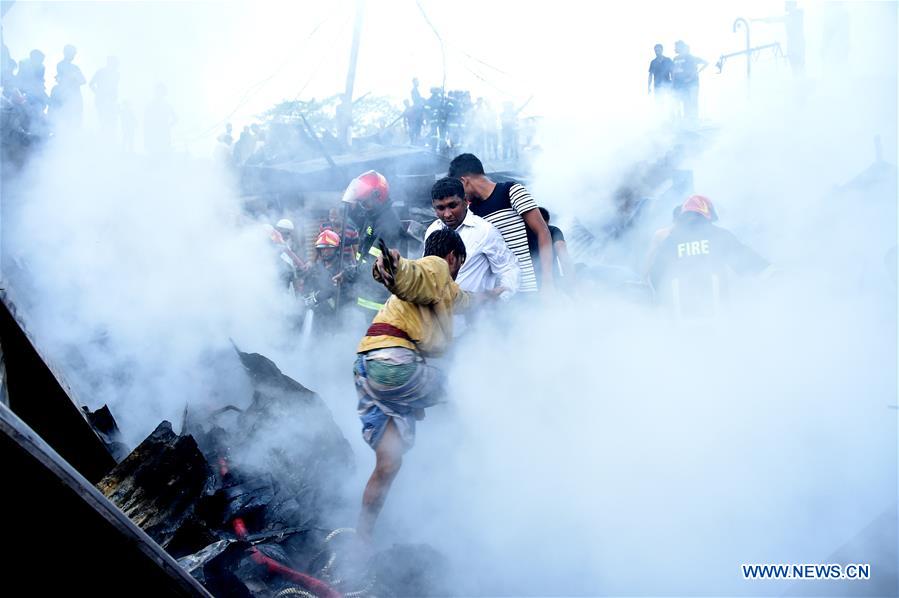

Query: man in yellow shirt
[[355, 228, 500, 540]]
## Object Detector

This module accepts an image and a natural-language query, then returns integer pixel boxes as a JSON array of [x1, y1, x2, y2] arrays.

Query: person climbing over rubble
[[355, 228, 505, 541], [646, 194, 773, 319]]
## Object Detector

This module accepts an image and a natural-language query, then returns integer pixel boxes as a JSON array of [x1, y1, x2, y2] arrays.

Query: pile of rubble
[[94, 346, 448, 597]]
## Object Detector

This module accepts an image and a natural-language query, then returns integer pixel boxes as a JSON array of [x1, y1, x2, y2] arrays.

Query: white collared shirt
[[424, 211, 520, 296]]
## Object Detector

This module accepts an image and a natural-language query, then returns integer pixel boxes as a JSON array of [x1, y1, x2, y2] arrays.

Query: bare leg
[[358, 418, 404, 542]]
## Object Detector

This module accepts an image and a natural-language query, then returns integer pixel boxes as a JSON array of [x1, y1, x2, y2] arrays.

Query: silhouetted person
[[671, 40, 707, 122], [424, 87, 445, 149], [501, 101, 518, 160], [471, 97, 487, 156], [91, 56, 119, 136], [410, 77, 423, 107], [233, 126, 253, 164], [1, 38, 16, 94], [648, 44, 673, 97], [755, 1, 805, 78], [50, 44, 86, 126], [18, 49, 48, 114], [143, 83, 176, 156], [484, 100, 498, 159], [784, 1, 805, 77], [218, 122, 233, 146], [402, 99, 419, 145]]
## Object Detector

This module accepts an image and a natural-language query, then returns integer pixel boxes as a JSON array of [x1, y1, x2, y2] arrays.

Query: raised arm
[[696, 56, 709, 73], [374, 253, 449, 305]]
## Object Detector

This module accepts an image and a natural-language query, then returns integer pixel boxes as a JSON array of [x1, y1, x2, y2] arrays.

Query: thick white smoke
[[357, 2, 897, 596], [5, 129, 297, 445], [2, 1, 896, 596]]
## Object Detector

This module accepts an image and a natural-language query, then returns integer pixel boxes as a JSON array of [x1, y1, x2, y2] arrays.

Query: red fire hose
[[219, 459, 342, 598]]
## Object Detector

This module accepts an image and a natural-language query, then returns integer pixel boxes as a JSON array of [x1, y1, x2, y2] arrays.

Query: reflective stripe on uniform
[[357, 297, 385, 311], [368, 245, 382, 258]]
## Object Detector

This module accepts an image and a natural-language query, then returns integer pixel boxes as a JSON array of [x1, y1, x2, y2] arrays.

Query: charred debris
[[90, 344, 447, 597]]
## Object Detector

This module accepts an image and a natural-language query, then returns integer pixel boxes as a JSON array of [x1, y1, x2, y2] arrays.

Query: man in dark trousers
[[648, 43, 673, 100], [671, 41, 708, 121], [448, 153, 554, 294]]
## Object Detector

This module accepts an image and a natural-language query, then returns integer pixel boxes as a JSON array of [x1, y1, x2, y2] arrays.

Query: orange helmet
[[681, 195, 718, 221], [341, 170, 389, 211], [314, 229, 341, 249]]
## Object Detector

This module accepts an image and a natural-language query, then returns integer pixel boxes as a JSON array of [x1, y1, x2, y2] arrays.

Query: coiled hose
[[219, 457, 342, 598]]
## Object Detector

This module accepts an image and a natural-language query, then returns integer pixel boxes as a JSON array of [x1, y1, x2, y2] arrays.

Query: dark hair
[[431, 177, 465, 202], [448, 153, 485, 178], [538, 207, 550, 223], [424, 227, 466, 262]]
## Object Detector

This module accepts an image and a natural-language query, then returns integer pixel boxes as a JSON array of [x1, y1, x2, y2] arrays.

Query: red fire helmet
[[341, 170, 389, 210], [314, 229, 341, 249], [681, 195, 718, 221]]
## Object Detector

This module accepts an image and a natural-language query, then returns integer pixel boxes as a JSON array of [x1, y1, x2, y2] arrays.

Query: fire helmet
[[275, 218, 295, 232], [341, 170, 389, 211], [314, 229, 341, 249], [681, 195, 718, 221]]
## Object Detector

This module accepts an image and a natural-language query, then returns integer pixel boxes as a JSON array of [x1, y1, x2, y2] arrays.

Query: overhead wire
[[288, 14, 354, 104], [415, 0, 446, 94], [179, 10, 339, 144], [414, 0, 528, 101]]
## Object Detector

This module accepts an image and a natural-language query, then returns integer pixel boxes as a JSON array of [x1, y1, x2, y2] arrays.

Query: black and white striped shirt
[[469, 182, 539, 291]]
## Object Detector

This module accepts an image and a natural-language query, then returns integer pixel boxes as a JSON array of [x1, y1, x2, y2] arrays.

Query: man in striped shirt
[[448, 153, 554, 292]]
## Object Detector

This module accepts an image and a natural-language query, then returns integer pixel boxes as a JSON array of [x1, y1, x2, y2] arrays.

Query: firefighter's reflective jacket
[[348, 205, 407, 312], [648, 216, 769, 318]]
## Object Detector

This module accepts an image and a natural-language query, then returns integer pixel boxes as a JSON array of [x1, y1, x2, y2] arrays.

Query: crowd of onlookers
[[214, 78, 537, 171], [1, 41, 176, 156], [400, 77, 536, 159]]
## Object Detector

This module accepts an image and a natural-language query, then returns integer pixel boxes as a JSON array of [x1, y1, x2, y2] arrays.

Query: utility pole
[[339, 0, 365, 150], [733, 17, 751, 95]]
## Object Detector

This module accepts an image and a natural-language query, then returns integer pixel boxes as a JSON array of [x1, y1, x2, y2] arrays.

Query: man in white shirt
[[424, 177, 520, 299]]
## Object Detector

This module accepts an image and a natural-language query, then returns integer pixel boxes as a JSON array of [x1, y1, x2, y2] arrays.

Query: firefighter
[[300, 230, 357, 327], [267, 224, 301, 295], [646, 194, 772, 319], [340, 170, 409, 315]]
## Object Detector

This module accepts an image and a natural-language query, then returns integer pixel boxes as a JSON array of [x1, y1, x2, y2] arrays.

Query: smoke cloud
[[2, 1, 896, 596]]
